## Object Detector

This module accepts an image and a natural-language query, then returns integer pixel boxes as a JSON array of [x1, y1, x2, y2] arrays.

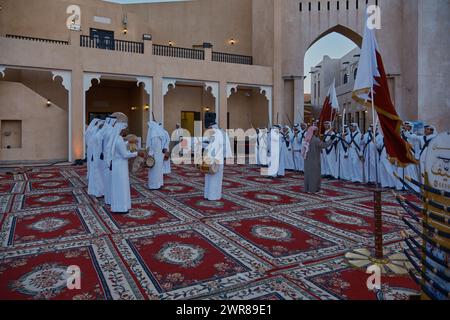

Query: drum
[[199, 161, 219, 174], [146, 156, 155, 168]]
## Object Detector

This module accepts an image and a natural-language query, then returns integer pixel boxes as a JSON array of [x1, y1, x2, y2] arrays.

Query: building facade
[[0, 0, 448, 163]]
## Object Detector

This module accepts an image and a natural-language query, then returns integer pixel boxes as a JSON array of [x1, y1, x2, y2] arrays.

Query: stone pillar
[[152, 75, 164, 125], [71, 67, 84, 161], [294, 78, 304, 124], [203, 42, 213, 62], [272, 0, 284, 126], [219, 81, 228, 129], [143, 35, 153, 56]]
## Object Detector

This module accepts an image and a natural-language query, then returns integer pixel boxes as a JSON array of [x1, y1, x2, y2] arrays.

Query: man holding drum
[[203, 122, 233, 201]]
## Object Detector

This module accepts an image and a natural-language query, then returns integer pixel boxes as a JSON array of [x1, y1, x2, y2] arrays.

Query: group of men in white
[[253, 120, 437, 193], [85, 112, 437, 213], [85, 115, 232, 213]]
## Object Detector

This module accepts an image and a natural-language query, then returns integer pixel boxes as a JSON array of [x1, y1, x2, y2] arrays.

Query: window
[[354, 68, 358, 80], [343, 74, 349, 84]]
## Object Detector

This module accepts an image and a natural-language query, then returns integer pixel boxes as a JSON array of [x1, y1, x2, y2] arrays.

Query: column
[[294, 78, 304, 124], [72, 67, 85, 161], [219, 81, 228, 129]]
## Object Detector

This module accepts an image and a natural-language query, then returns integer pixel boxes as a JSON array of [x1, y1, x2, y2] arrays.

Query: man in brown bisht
[[301, 126, 336, 193]]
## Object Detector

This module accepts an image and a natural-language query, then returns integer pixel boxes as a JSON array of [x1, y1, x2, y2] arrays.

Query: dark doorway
[[204, 112, 216, 129], [181, 111, 201, 136], [90, 28, 114, 50]]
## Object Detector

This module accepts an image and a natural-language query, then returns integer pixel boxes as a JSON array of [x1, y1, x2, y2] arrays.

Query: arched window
[[354, 68, 358, 80], [343, 73, 349, 84]]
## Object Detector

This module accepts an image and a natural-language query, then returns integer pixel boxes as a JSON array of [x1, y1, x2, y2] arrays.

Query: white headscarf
[[425, 125, 438, 139], [350, 123, 361, 134], [85, 119, 101, 142], [147, 120, 165, 140], [105, 122, 128, 165]]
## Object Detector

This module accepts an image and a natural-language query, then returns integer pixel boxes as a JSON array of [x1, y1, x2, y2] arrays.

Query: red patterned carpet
[[0, 164, 419, 300]]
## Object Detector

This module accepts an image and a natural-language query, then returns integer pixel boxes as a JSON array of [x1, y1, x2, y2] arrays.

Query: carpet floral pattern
[[0, 164, 419, 300]]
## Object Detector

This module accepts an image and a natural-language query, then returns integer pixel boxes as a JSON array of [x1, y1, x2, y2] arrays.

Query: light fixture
[[168, 41, 174, 47], [228, 38, 236, 46], [46, 100, 52, 107], [131, 106, 137, 111], [122, 15, 128, 35], [205, 107, 211, 112], [144, 105, 150, 111]]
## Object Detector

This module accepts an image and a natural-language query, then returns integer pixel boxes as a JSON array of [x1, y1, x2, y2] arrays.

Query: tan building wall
[[0, 81, 68, 162], [0, 0, 448, 163]]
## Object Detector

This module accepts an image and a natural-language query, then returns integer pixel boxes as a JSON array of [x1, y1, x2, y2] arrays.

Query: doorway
[[181, 111, 201, 136]]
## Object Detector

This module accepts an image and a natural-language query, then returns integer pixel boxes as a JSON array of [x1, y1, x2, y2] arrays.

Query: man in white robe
[[375, 131, 396, 188], [396, 121, 421, 191], [346, 123, 364, 183], [160, 123, 171, 175], [321, 121, 338, 179], [419, 125, 438, 179], [204, 123, 233, 201], [258, 128, 269, 166], [88, 120, 106, 197], [107, 122, 137, 213], [85, 119, 101, 179], [292, 123, 307, 172], [337, 126, 351, 181], [361, 125, 379, 184], [102, 117, 118, 205], [147, 121, 165, 190], [269, 126, 285, 177], [281, 126, 295, 171]]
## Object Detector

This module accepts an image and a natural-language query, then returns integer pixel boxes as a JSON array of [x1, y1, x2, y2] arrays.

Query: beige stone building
[[0, 0, 448, 163]]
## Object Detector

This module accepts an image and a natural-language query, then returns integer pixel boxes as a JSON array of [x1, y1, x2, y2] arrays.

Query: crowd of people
[[85, 113, 438, 214], [251, 121, 437, 193]]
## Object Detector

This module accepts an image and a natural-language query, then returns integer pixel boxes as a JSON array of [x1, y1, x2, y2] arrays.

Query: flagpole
[[371, 87, 383, 261]]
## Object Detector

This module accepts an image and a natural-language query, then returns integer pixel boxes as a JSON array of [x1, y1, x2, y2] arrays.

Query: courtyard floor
[[0, 164, 419, 300]]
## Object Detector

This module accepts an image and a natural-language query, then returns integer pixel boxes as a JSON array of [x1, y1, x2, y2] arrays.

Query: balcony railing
[[5, 34, 255, 66], [80, 35, 144, 54], [153, 44, 205, 60], [212, 52, 253, 65], [6, 34, 69, 45]]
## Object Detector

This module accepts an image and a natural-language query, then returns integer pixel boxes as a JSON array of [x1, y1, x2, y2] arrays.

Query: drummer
[[203, 122, 233, 201], [160, 123, 171, 175]]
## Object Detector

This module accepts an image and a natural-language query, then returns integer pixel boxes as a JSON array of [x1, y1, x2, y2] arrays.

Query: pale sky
[[104, 1, 358, 94]]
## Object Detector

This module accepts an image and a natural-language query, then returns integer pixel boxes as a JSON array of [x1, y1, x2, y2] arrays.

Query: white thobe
[[396, 131, 420, 191], [148, 136, 164, 190], [337, 134, 351, 181], [258, 132, 269, 166], [103, 127, 115, 205], [362, 132, 378, 183], [376, 134, 396, 188], [204, 130, 232, 201], [346, 132, 364, 183], [87, 130, 105, 197], [266, 130, 282, 177], [292, 131, 305, 172], [110, 138, 137, 213], [282, 133, 295, 171], [162, 130, 171, 175], [321, 130, 338, 178], [419, 135, 435, 179]]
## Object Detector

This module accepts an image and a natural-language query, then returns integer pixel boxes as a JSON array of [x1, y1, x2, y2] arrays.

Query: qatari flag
[[319, 79, 339, 134], [352, 19, 418, 167]]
